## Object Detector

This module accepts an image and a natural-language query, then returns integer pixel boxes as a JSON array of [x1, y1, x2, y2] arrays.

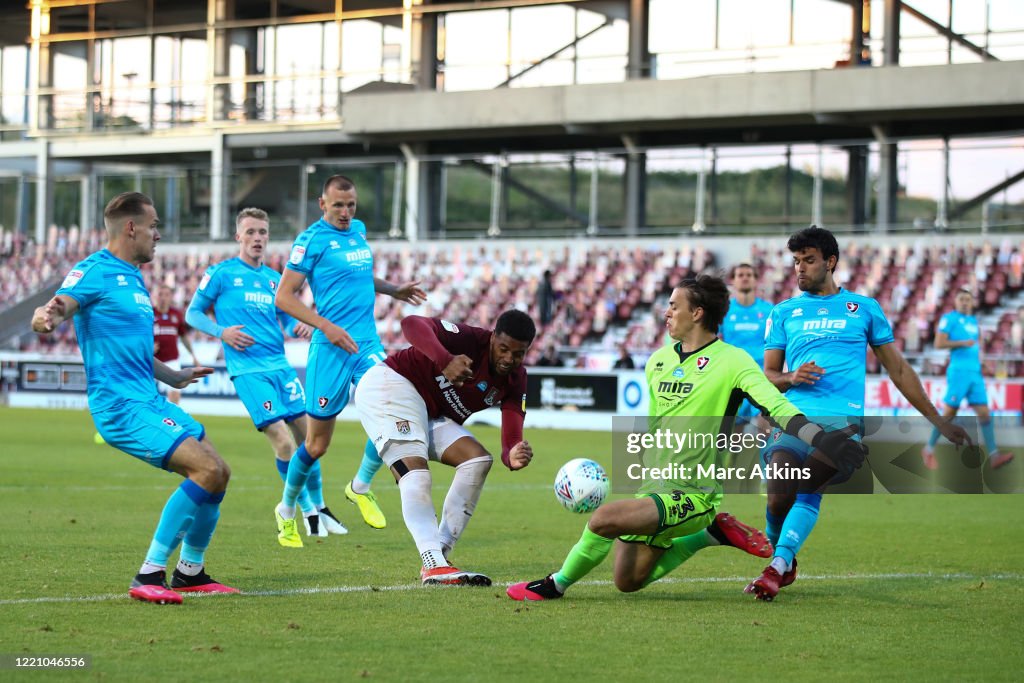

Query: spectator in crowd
[[612, 343, 636, 369], [537, 269, 557, 325], [536, 343, 563, 367]]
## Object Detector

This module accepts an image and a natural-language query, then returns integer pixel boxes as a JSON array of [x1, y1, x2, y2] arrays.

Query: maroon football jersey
[[153, 307, 186, 362], [385, 318, 527, 425]]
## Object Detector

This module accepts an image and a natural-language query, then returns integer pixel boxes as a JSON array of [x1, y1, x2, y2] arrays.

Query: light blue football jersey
[[937, 311, 981, 373], [765, 288, 894, 417], [55, 249, 157, 412], [721, 297, 774, 367], [190, 257, 294, 378], [285, 218, 379, 344]]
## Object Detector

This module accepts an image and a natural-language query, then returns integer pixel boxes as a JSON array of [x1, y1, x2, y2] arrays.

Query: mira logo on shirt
[[802, 318, 847, 331], [244, 292, 273, 305], [345, 248, 372, 263]]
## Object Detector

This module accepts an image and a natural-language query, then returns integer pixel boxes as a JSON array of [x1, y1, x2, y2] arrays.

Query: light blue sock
[[282, 444, 315, 509], [275, 458, 316, 515], [180, 491, 225, 566], [774, 493, 822, 569], [980, 418, 998, 455], [766, 510, 786, 547], [306, 460, 325, 509], [145, 479, 211, 568], [926, 426, 941, 449], [353, 439, 383, 492]]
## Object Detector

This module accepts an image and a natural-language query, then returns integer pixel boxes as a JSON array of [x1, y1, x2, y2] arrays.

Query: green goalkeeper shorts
[[619, 490, 718, 549]]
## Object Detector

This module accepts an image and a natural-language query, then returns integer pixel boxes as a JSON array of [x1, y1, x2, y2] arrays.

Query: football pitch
[[1, 407, 1022, 682]]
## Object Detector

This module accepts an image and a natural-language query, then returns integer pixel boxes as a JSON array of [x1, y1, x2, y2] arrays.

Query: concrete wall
[[342, 61, 1024, 138]]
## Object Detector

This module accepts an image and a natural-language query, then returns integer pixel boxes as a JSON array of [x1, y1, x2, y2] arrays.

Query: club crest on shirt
[[484, 388, 500, 406], [696, 356, 710, 371], [395, 420, 411, 435], [318, 396, 329, 408], [846, 302, 860, 313], [263, 400, 273, 412], [162, 417, 177, 427], [268, 280, 276, 290]]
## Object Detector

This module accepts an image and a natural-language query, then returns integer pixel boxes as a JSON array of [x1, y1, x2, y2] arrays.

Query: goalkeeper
[[508, 275, 867, 601]]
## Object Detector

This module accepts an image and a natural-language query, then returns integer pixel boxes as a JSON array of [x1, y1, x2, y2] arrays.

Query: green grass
[[1, 407, 1022, 682]]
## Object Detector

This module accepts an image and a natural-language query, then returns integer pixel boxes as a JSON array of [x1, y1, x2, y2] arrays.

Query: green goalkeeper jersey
[[640, 338, 802, 496]]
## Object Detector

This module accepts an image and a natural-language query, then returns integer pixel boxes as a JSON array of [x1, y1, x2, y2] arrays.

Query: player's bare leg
[[613, 541, 664, 593]]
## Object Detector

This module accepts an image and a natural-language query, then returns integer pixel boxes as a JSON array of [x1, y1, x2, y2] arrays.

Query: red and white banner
[[866, 377, 1024, 414]]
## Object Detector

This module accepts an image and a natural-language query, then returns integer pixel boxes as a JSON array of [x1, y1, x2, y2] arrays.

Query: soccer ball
[[554, 458, 609, 513]]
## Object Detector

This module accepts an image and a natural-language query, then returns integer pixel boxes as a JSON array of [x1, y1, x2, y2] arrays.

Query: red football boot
[[171, 568, 240, 594], [129, 571, 183, 605], [712, 512, 774, 558], [420, 566, 492, 586], [744, 565, 783, 602], [507, 575, 564, 601]]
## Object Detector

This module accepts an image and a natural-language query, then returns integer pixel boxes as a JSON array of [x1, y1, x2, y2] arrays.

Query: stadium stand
[[8, 232, 1024, 374]]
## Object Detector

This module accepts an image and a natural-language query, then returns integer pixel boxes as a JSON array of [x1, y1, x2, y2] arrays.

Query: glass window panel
[[793, 0, 852, 45], [445, 9, 509, 67], [649, 0, 717, 53], [719, 0, 791, 50]]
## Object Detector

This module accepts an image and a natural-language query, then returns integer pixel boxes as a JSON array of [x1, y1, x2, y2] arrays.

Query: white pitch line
[[1, 572, 1020, 606]]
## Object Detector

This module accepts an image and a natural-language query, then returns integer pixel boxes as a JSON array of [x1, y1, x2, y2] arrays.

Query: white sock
[[276, 502, 296, 520], [350, 478, 370, 495], [438, 455, 492, 552], [139, 561, 165, 575], [397, 469, 447, 566], [770, 556, 790, 574], [175, 559, 203, 576]]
